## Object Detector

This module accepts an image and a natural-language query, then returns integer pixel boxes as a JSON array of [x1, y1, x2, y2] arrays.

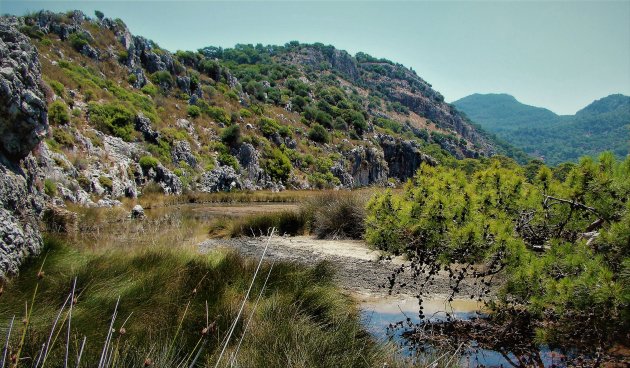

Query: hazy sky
[[3, 1, 629, 114]]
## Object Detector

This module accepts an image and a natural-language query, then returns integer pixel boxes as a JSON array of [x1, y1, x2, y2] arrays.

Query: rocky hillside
[[0, 10, 514, 217], [454, 93, 630, 165], [0, 17, 48, 278]]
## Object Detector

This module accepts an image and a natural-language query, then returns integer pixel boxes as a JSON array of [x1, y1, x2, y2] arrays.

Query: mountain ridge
[[453, 93, 629, 165]]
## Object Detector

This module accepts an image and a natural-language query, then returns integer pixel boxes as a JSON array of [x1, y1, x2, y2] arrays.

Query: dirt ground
[[198, 235, 480, 300]]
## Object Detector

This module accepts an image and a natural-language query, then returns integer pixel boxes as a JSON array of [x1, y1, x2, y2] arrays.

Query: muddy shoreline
[[198, 235, 481, 299]]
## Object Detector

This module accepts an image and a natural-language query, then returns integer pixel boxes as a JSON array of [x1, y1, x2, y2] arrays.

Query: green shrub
[[68, 32, 90, 51], [187, 105, 201, 118], [44, 179, 57, 196], [308, 123, 330, 143], [263, 148, 292, 182], [88, 102, 135, 141], [217, 152, 239, 170], [52, 127, 75, 148], [48, 80, 65, 97], [77, 175, 91, 191], [48, 100, 70, 125], [220, 124, 241, 147], [151, 70, 173, 88], [139, 155, 160, 171], [98, 176, 113, 191], [127, 73, 137, 85], [259, 117, 280, 137], [205, 106, 231, 123], [141, 83, 158, 96]]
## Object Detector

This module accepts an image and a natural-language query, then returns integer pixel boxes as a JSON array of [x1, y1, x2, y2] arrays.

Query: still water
[[360, 295, 569, 367]]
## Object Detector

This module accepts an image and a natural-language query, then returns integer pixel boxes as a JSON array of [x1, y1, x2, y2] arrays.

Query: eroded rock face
[[347, 146, 388, 187], [0, 17, 48, 278], [378, 135, 436, 181], [0, 16, 48, 159], [171, 140, 197, 168], [198, 165, 242, 193], [135, 113, 160, 143]]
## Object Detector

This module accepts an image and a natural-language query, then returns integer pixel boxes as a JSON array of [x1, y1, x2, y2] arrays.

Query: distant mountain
[[453, 93, 630, 165], [453, 93, 558, 133]]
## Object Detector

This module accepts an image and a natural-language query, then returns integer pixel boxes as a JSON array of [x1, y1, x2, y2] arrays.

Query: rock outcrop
[[0, 18, 47, 278], [198, 165, 242, 192], [346, 146, 388, 187], [378, 135, 436, 181]]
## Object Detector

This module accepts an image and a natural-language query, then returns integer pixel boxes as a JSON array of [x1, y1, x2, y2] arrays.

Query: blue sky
[[3, 1, 629, 114]]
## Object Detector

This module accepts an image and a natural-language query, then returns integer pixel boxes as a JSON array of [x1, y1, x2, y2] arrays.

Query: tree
[[94, 10, 104, 21]]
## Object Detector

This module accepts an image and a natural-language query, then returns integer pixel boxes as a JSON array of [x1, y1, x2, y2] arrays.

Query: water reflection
[[360, 294, 571, 367]]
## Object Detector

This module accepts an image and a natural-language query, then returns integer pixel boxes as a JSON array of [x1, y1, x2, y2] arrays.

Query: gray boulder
[[198, 166, 242, 193], [131, 204, 145, 219], [154, 164, 183, 195]]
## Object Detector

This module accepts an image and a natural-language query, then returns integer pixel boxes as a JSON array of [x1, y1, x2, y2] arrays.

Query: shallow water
[[360, 295, 569, 367]]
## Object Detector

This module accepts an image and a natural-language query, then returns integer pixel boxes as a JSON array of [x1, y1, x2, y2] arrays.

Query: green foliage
[[217, 152, 239, 170], [88, 102, 135, 141], [258, 117, 281, 137], [366, 154, 630, 343], [48, 100, 70, 125], [52, 127, 75, 148], [94, 10, 104, 20], [151, 70, 173, 88], [57, 61, 157, 120], [139, 155, 160, 171], [141, 83, 158, 96], [68, 32, 90, 51], [308, 123, 330, 143], [98, 176, 113, 191], [48, 80, 65, 97], [43, 179, 57, 196], [184, 105, 199, 120], [263, 148, 292, 182], [220, 124, 242, 147]]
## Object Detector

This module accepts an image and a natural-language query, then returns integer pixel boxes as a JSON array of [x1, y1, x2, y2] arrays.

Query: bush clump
[[229, 210, 307, 237], [187, 105, 201, 118], [68, 32, 90, 51], [88, 102, 135, 141], [303, 192, 367, 239], [308, 123, 330, 143], [262, 148, 292, 182], [98, 176, 113, 191], [259, 117, 281, 137], [48, 100, 70, 125], [43, 179, 57, 196], [220, 124, 241, 147], [139, 155, 160, 171]]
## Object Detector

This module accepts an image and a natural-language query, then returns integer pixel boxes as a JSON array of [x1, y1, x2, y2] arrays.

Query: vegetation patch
[[88, 102, 135, 141]]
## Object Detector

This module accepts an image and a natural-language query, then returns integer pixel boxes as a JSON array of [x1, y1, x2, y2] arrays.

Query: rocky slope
[[6, 10, 512, 202], [454, 93, 630, 164], [0, 16, 48, 278], [0, 10, 518, 276]]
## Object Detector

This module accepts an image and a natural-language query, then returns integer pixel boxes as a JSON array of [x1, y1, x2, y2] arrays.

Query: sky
[[2, 1, 629, 115]]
